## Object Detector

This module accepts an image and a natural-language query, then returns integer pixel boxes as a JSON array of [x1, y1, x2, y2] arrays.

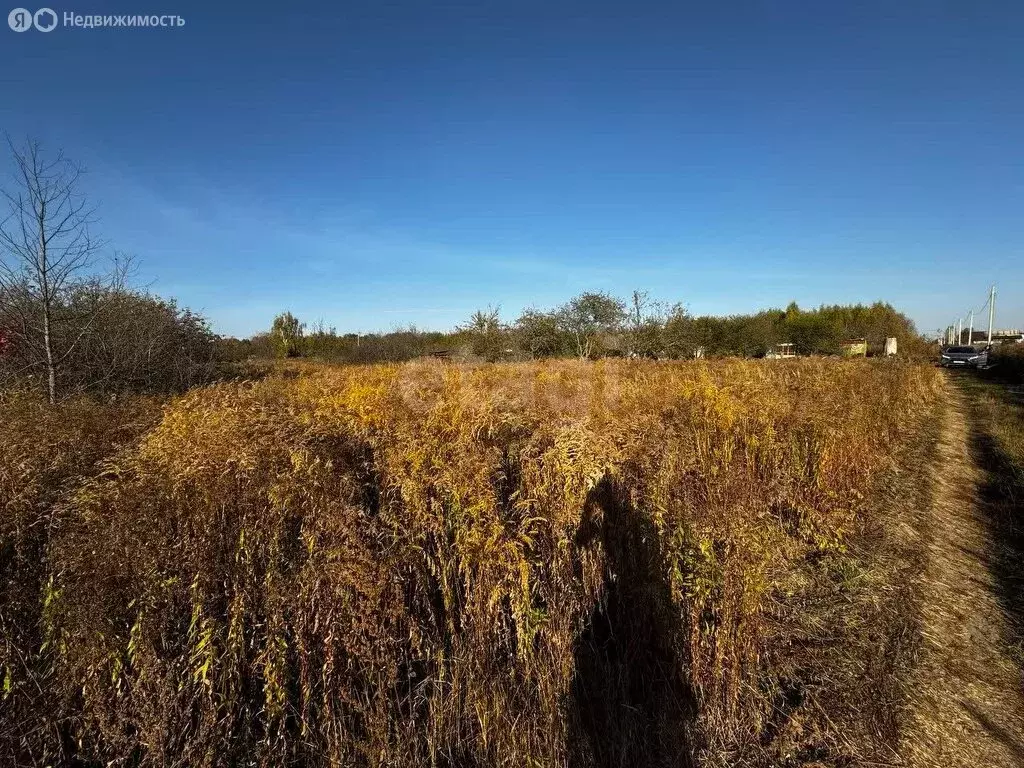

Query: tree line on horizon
[[0, 136, 930, 402], [231, 292, 929, 364]]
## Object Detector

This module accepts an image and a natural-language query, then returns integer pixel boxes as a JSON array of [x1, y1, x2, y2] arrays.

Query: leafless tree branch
[[0, 136, 107, 402]]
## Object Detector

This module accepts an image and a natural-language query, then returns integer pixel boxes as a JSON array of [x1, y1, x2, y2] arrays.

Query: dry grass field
[[1, 359, 945, 767], [990, 343, 1024, 388], [0, 390, 162, 764]]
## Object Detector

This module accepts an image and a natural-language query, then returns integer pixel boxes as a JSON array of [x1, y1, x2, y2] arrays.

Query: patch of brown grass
[[0, 391, 161, 766], [7, 359, 942, 766], [990, 344, 1024, 388]]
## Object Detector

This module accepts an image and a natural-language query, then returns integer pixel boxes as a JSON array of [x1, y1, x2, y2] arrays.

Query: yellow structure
[[840, 338, 868, 357]]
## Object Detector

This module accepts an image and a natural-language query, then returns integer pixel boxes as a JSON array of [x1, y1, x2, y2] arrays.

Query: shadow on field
[[954, 370, 1024, 643], [568, 477, 697, 768], [961, 701, 1024, 762]]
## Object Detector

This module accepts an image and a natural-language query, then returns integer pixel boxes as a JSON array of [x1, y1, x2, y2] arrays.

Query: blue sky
[[1, 1, 1022, 337]]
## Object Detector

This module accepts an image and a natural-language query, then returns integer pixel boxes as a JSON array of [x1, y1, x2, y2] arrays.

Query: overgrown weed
[[3, 359, 941, 766]]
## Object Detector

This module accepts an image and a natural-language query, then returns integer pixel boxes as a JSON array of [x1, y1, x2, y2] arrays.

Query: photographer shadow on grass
[[568, 476, 699, 768]]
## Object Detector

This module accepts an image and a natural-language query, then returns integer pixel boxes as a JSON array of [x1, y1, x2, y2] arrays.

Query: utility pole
[[967, 310, 974, 346], [987, 284, 996, 346], [957, 317, 963, 345]]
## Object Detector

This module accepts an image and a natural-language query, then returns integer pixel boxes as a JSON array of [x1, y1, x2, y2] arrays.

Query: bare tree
[[626, 290, 672, 358], [0, 137, 118, 402]]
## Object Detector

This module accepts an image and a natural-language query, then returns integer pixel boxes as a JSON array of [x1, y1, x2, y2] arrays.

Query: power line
[[945, 284, 999, 346]]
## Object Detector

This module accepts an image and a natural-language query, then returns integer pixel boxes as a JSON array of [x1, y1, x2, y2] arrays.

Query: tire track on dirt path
[[900, 378, 1024, 767]]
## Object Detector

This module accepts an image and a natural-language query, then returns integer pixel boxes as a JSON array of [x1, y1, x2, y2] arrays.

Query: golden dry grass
[[4, 359, 942, 766], [0, 390, 161, 766]]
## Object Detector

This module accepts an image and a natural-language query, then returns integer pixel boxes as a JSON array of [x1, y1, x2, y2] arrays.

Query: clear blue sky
[[2, 0, 1022, 337]]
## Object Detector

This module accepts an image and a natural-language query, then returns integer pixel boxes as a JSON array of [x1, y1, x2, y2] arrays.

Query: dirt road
[[899, 377, 1024, 766]]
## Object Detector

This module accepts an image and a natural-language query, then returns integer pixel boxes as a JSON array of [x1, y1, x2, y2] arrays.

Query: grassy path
[[899, 374, 1024, 766]]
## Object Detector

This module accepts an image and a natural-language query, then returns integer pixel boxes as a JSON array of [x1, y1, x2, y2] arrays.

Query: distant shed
[[840, 338, 868, 357], [765, 343, 795, 359]]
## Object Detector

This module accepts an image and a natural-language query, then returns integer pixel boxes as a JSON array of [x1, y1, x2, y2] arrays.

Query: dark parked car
[[939, 345, 989, 368]]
